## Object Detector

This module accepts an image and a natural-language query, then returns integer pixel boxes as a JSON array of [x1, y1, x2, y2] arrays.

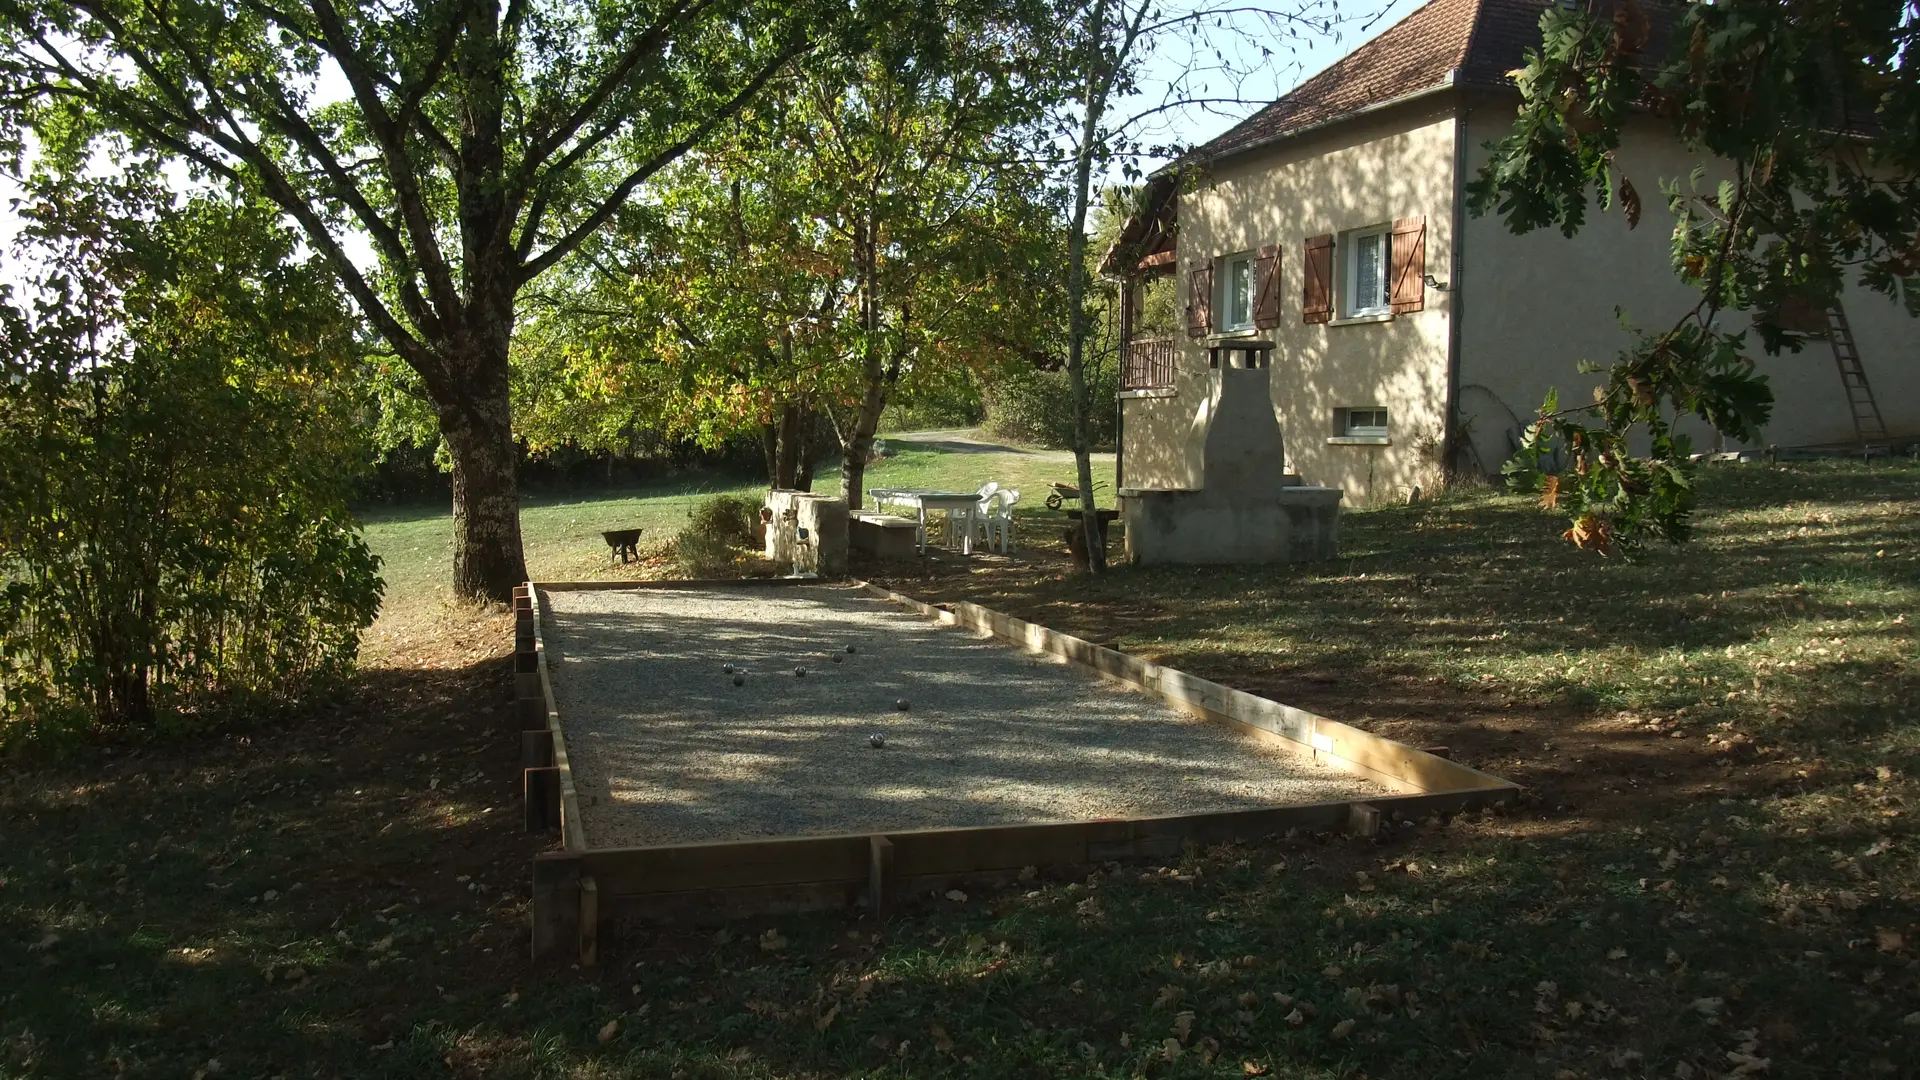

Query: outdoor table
[[869, 489, 985, 554]]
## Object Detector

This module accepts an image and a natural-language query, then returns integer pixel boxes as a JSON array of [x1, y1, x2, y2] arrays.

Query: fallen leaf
[[726, 1047, 752, 1063], [1607, 947, 1629, 961], [1876, 928, 1906, 953], [1243, 1063, 1271, 1077], [929, 1023, 954, 1053], [597, 1020, 618, 1044], [759, 929, 787, 952], [815, 1003, 839, 1032], [1692, 997, 1724, 1018], [1171, 1011, 1194, 1043], [1161, 1038, 1182, 1061], [1330, 1019, 1355, 1039], [1285, 1008, 1306, 1027], [1154, 985, 1185, 1007], [1727, 1050, 1770, 1074], [944, 889, 968, 902]]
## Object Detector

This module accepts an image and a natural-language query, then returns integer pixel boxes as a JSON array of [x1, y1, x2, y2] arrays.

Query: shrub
[[672, 494, 762, 578], [982, 360, 1118, 450], [0, 186, 382, 745], [684, 494, 760, 550]]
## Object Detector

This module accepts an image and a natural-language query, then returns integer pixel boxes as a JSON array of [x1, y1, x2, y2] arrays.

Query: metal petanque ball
[[795, 666, 807, 678], [831, 654, 842, 664], [895, 698, 910, 712], [723, 663, 734, 674], [846, 645, 857, 654], [732, 674, 744, 687], [869, 733, 886, 749]]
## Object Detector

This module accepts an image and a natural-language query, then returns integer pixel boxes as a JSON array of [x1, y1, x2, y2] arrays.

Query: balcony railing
[[1122, 337, 1175, 390]]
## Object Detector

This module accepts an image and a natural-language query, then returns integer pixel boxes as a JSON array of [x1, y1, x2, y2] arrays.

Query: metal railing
[[1122, 337, 1175, 390]]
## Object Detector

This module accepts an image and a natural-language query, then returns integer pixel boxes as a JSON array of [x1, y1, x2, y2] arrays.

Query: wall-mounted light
[[1423, 273, 1450, 292]]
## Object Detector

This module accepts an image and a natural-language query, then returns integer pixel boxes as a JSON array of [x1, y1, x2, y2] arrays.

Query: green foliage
[[684, 495, 762, 552], [0, 182, 382, 741], [983, 360, 1118, 450], [520, 8, 1065, 494], [672, 495, 764, 578], [1468, 0, 1920, 552]]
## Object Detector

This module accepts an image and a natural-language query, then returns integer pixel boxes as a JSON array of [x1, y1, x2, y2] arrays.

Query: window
[[1219, 252, 1255, 331], [1342, 226, 1392, 317], [1342, 408, 1389, 438]]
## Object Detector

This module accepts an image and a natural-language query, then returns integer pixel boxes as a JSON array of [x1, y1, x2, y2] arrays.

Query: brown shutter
[[1186, 264, 1213, 338], [1303, 235, 1333, 324], [1252, 245, 1280, 330], [1390, 216, 1427, 314]]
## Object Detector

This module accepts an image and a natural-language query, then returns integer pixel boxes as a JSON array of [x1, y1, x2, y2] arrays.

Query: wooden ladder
[[1826, 303, 1888, 449]]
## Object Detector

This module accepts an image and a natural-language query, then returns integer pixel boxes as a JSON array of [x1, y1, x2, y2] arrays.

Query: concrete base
[[764, 490, 849, 576], [849, 513, 919, 561], [1120, 485, 1342, 565]]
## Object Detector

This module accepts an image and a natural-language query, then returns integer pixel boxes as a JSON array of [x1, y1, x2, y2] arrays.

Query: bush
[[685, 494, 760, 549], [981, 360, 1118, 450], [672, 494, 762, 578], [0, 186, 382, 745]]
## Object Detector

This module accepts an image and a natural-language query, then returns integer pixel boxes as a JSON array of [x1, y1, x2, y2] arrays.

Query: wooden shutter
[[1389, 216, 1427, 314], [1302, 235, 1334, 325], [1252, 245, 1281, 330], [1186, 264, 1213, 338]]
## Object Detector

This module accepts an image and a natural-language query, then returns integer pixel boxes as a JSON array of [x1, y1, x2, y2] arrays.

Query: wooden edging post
[[531, 854, 581, 963], [521, 728, 555, 771], [525, 766, 560, 832], [579, 875, 600, 967], [869, 835, 895, 916]]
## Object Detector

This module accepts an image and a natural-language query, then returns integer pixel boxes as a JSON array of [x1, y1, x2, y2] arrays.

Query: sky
[[0, 0, 1424, 284]]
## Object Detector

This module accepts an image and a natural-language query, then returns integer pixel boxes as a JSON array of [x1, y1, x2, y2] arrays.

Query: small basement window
[[1219, 252, 1255, 332], [1341, 225, 1391, 318], [1340, 407, 1389, 438]]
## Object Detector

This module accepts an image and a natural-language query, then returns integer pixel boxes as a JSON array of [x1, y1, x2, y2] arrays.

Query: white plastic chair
[[975, 488, 1020, 553]]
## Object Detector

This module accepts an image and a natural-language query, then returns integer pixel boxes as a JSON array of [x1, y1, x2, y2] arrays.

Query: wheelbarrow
[[1044, 479, 1109, 510], [601, 528, 644, 564]]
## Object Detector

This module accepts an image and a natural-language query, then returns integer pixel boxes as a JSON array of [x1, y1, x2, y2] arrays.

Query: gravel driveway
[[541, 584, 1382, 848]]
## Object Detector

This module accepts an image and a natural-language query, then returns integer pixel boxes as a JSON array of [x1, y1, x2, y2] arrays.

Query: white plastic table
[[869, 490, 984, 554]]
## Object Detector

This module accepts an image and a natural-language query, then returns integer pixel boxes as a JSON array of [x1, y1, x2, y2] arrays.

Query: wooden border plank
[[527, 584, 590, 852], [855, 582, 1512, 799], [525, 578, 1520, 929]]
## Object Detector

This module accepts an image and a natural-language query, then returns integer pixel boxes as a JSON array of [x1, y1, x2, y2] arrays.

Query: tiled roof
[[1186, 0, 1564, 163]]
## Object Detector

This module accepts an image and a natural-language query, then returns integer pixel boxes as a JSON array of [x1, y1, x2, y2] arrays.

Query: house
[[1107, 0, 1915, 562]]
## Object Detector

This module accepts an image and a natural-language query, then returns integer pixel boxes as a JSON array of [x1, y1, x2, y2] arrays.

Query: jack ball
[[732, 675, 744, 687]]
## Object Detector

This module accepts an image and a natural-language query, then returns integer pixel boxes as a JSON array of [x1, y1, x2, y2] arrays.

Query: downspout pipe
[[1444, 82, 1468, 485]]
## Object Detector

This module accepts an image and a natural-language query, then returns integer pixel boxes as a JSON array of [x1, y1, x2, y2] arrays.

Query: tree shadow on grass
[[0, 653, 568, 1078]]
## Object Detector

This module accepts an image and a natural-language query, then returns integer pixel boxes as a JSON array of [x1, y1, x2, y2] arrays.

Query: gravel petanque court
[[541, 584, 1385, 848]]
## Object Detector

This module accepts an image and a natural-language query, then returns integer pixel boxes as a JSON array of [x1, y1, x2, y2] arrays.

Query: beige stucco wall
[[1120, 97, 1459, 504], [1458, 103, 1920, 472]]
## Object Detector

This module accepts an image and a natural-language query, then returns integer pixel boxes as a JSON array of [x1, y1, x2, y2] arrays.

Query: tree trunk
[[839, 377, 888, 513], [1065, 37, 1110, 573], [436, 332, 529, 602], [795, 405, 819, 492], [774, 403, 802, 488]]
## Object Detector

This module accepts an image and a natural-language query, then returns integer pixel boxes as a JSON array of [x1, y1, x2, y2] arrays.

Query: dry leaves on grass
[[596, 1020, 618, 1044], [1170, 1011, 1194, 1044]]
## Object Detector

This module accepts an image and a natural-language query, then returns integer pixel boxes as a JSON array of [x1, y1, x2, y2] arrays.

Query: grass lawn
[[355, 433, 1112, 662], [2, 457, 1915, 1079]]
